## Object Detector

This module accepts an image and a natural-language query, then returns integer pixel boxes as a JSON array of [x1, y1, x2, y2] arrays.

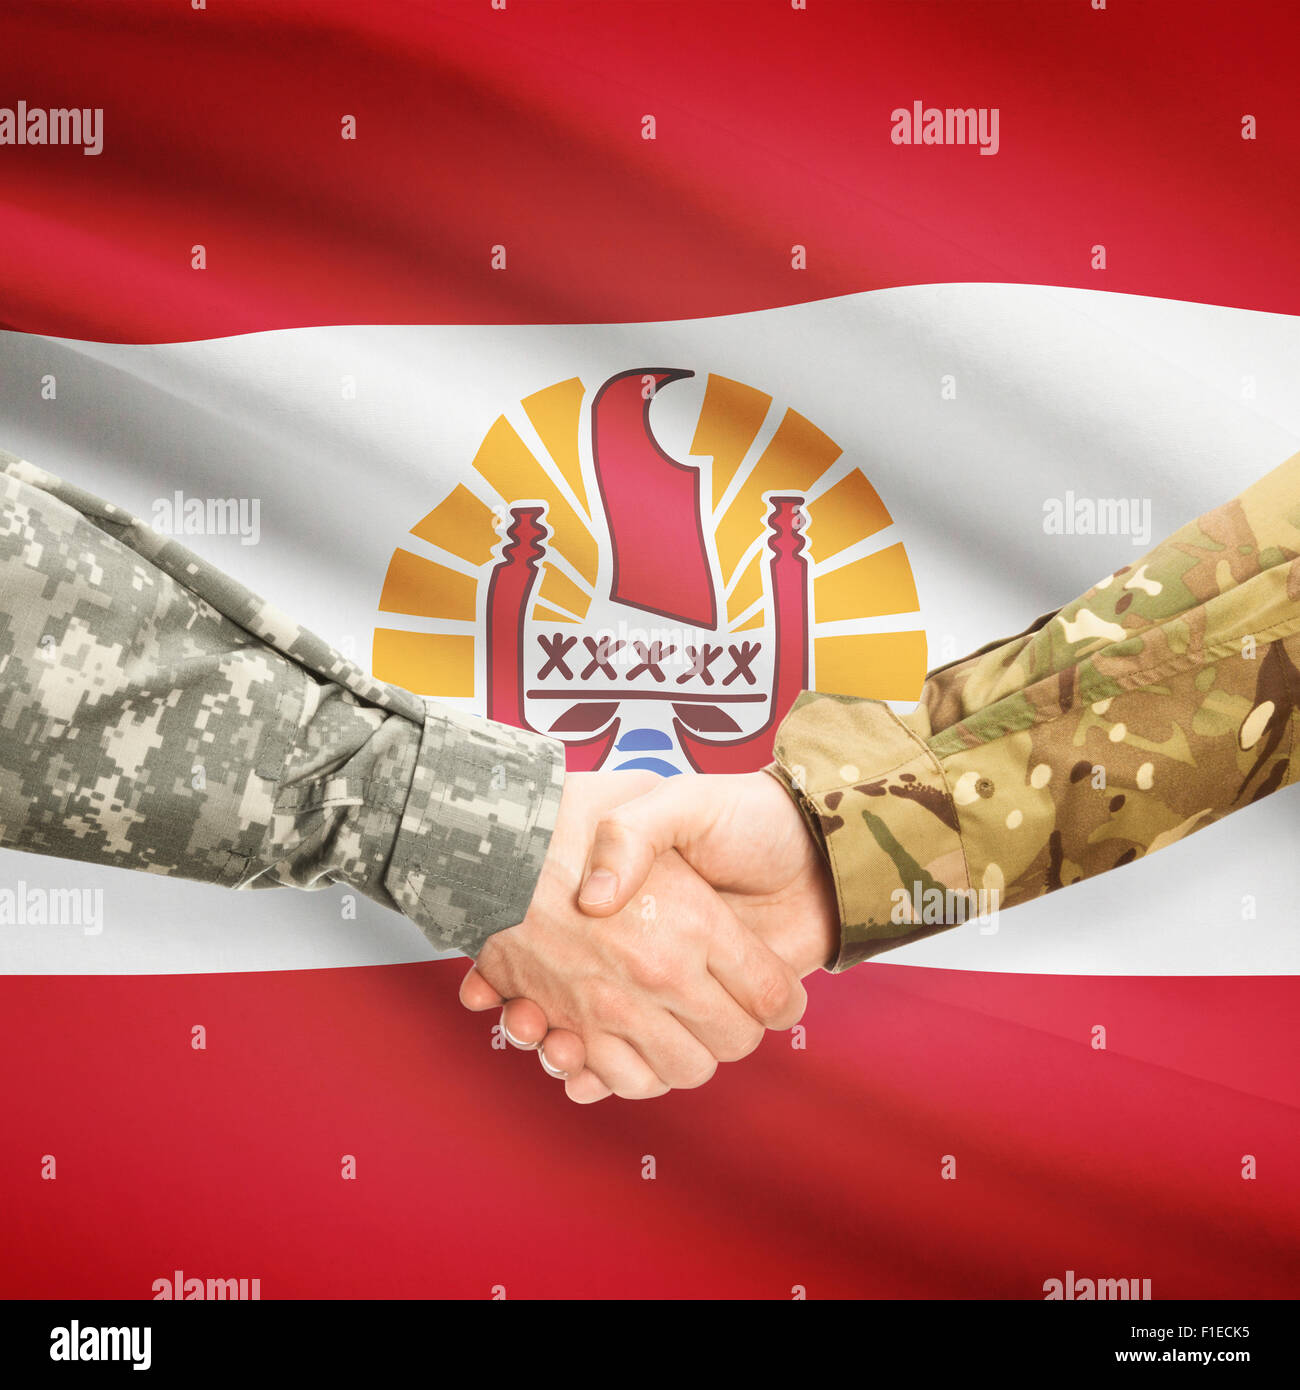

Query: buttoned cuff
[[768, 691, 971, 971], [385, 703, 565, 958]]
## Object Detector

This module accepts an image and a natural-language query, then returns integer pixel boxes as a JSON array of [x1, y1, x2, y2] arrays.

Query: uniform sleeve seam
[[933, 615, 1300, 760]]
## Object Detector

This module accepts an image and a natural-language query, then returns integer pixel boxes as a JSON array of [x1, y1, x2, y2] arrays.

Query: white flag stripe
[[1, 283, 1297, 975]]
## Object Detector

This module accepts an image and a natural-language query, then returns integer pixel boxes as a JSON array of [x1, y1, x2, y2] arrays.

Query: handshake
[[459, 770, 840, 1103]]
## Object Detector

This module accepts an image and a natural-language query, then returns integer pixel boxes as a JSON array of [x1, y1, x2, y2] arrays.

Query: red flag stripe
[[0, 0, 1297, 341]]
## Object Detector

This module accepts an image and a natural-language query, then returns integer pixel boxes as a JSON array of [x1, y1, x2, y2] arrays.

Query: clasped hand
[[459, 770, 839, 1104]]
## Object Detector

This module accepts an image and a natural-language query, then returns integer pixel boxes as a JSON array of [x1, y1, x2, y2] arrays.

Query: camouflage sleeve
[[0, 451, 564, 958], [768, 449, 1300, 971]]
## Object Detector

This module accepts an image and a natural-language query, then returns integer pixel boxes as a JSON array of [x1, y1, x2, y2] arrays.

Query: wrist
[[755, 769, 841, 976], [788, 861, 840, 977]]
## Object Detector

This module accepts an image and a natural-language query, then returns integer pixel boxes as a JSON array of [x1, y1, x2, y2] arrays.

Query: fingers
[[666, 978, 767, 1064], [580, 1034, 670, 1101], [478, 990, 761, 1100], [459, 964, 505, 1011], [500, 999, 586, 1079], [705, 910, 808, 1032], [564, 1067, 614, 1104], [493, 999, 711, 1097], [538, 1028, 584, 1079], [609, 1009, 721, 1091], [577, 777, 701, 917], [500, 996, 547, 1049], [465, 971, 584, 1079], [532, 1015, 711, 1102], [462, 768, 807, 1105], [525, 1008, 707, 1101]]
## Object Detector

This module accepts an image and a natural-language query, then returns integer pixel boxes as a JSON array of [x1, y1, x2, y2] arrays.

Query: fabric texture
[[770, 449, 1300, 970], [0, 450, 564, 957]]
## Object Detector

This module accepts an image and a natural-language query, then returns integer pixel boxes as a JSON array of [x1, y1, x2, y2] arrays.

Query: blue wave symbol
[[616, 727, 674, 752], [614, 757, 682, 777], [613, 729, 681, 775]]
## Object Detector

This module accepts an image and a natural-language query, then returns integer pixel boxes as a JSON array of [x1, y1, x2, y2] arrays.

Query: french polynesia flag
[[1, 0, 1298, 1301]]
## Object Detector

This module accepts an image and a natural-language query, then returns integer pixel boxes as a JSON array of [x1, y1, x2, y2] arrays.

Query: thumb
[[577, 776, 704, 917]]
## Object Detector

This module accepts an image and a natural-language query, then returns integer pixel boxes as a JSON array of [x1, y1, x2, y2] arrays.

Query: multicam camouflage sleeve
[[0, 451, 565, 957], [769, 449, 1300, 971]]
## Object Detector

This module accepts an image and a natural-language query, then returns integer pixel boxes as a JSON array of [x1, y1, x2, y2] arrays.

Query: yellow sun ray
[[408, 484, 498, 566], [813, 631, 928, 700], [533, 603, 579, 625], [522, 377, 591, 518], [689, 373, 773, 514], [725, 551, 764, 624], [806, 469, 892, 563], [472, 416, 598, 585], [537, 562, 592, 621], [378, 549, 478, 621], [714, 408, 841, 586], [374, 630, 475, 698], [813, 543, 919, 623]]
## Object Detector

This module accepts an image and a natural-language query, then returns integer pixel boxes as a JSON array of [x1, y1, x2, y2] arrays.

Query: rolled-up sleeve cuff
[[768, 691, 971, 971], [385, 703, 565, 958]]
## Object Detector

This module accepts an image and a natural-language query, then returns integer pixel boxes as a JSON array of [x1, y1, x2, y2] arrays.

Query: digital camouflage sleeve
[[769, 449, 1300, 971], [0, 451, 565, 958]]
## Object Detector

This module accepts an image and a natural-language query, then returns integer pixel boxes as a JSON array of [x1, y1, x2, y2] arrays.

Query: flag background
[[1, 0, 1297, 1298]]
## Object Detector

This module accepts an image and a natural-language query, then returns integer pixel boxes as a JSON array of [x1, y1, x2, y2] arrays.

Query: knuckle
[[476, 934, 502, 972], [626, 944, 677, 993], [753, 968, 795, 1024], [474, 934, 511, 989], [567, 1074, 608, 1105], [597, 812, 639, 853], [716, 1022, 763, 1064], [677, 1057, 718, 1090], [617, 923, 681, 990], [585, 980, 625, 1026], [616, 1076, 666, 1101]]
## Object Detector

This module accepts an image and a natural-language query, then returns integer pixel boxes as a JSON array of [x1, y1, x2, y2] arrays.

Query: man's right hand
[[578, 771, 839, 978], [459, 771, 809, 1102]]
